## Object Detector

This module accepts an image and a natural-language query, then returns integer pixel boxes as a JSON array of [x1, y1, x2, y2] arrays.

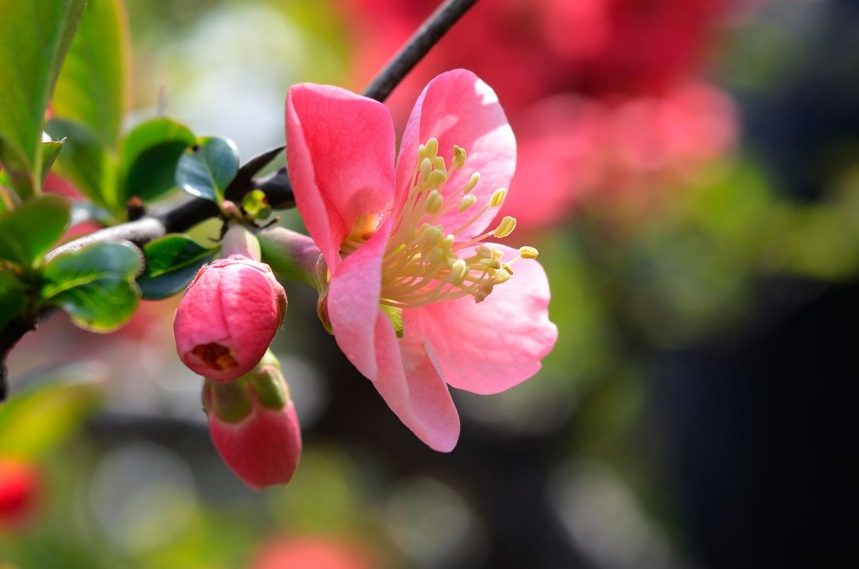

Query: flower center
[[379, 138, 537, 308]]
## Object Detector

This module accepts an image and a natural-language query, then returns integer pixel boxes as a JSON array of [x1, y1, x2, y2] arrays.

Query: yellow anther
[[453, 146, 466, 169], [419, 158, 433, 184], [480, 258, 502, 270], [501, 262, 514, 275], [433, 156, 446, 172], [463, 172, 480, 194], [424, 138, 439, 159], [425, 190, 443, 214], [493, 270, 512, 284], [427, 169, 448, 189], [458, 194, 477, 212], [448, 259, 468, 285], [519, 246, 539, 259], [489, 188, 507, 207], [493, 216, 517, 238]]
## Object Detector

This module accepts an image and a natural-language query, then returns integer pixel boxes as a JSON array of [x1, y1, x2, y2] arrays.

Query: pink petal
[[286, 84, 396, 269], [373, 327, 460, 452], [328, 218, 393, 379], [396, 69, 516, 239], [403, 245, 557, 395]]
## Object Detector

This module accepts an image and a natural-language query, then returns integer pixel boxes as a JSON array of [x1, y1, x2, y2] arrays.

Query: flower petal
[[286, 84, 396, 269], [403, 244, 557, 395], [328, 218, 393, 379], [373, 327, 460, 452], [396, 69, 516, 239]]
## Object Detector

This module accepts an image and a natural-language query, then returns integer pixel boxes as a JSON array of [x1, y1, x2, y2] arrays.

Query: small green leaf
[[242, 189, 272, 219], [0, 0, 87, 198], [46, 118, 116, 211], [120, 118, 196, 203], [0, 194, 70, 267], [0, 269, 28, 329], [0, 370, 102, 460], [51, 0, 129, 150], [40, 139, 65, 185], [137, 234, 217, 300], [40, 241, 142, 332], [176, 137, 240, 202]]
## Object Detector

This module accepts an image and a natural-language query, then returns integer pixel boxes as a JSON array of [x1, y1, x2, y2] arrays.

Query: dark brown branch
[[362, 0, 479, 102]]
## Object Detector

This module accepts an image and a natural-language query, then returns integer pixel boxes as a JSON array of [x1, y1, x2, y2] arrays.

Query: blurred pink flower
[[204, 353, 301, 491], [174, 256, 287, 382], [251, 536, 374, 569], [286, 69, 557, 451], [0, 458, 40, 532], [334, 0, 739, 232]]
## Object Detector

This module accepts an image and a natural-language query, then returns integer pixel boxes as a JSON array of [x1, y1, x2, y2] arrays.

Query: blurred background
[[3, 0, 859, 567]]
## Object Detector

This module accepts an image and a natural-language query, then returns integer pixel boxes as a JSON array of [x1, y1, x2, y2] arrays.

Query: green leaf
[[51, 0, 129, 150], [120, 118, 196, 203], [0, 269, 28, 329], [40, 241, 142, 332], [242, 189, 272, 219], [0, 0, 87, 198], [46, 118, 116, 211], [176, 137, 240, 202], [0, 194, 70, 267], [40, 139, 65, 185], [137, 234, 217, 300], [0, 370, 102, 460]]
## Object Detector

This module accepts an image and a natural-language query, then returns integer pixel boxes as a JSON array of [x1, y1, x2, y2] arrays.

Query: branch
[[362, 0, 479, 102]]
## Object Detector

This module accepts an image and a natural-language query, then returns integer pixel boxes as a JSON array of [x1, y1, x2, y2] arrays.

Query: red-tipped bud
[[203, 352, 302, 490], [174, 255, 287, 382], [0, 458, 40, 531]]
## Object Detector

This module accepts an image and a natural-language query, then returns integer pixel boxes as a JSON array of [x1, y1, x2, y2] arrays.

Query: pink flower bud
[[174, 255, 287, 382], [203, 354, 301, 490]]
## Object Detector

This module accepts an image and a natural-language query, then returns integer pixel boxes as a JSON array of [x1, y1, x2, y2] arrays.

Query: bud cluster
[[173, 224, 301, 490]]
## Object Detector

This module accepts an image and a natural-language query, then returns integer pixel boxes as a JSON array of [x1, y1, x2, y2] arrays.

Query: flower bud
[[174, 256, 287, 382], [203, 353, 302, 490]]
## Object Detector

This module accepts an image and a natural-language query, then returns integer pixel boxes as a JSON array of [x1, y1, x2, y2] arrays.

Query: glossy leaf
[[0, 0, 87, 198], [138, 234, 217, 300], [120, 118, 196, 203], [40, 241, 142, 332], [51, 0, 129, 149], [0, 269, 28, 330], [0, 195, 70, 267], [0, 369, 103, 460], [46, 118, 115, 211], [176, 137, 240, 202]]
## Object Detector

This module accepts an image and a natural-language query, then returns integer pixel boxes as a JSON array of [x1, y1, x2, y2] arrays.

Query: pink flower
[[286, 69, 558, 451], [204, 352, 302, 490], [174, 255, 287, 382]]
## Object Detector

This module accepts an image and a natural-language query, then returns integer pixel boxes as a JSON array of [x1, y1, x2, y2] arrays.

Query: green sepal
[[206, 380, 253, 424], [40, 241, 142, 332], [175, 137, 240, 202], [249, 365, 287, 411], [137, 234, 218, 300]]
